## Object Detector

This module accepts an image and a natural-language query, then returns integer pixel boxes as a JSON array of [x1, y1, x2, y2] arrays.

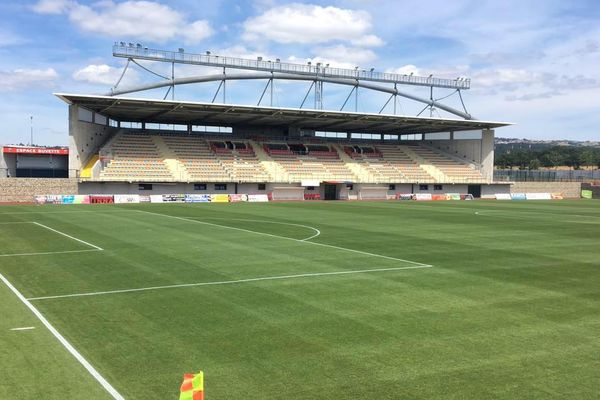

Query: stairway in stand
[[152, 135, 191, 181]]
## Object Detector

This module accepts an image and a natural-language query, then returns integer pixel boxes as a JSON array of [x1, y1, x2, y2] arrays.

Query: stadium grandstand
[[51, 43, 513, 201]]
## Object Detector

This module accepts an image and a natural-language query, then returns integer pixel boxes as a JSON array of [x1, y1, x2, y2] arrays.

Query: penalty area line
[[32, 222, 103, 251], [135, 210, 430, 267], [0, 272, 125, 400], [27, 264, 434, 301]]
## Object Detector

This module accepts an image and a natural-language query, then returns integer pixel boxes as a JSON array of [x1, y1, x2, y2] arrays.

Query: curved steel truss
[[108, 58, 472, 120]]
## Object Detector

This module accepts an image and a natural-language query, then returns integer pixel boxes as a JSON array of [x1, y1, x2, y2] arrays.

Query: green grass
[[0, 200, 599, 399]]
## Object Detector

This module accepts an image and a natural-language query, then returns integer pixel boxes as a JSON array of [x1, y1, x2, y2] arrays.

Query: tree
[[580, 148, 599, 169], [541, 148, 565, 169], [528, 158, 541, 170]]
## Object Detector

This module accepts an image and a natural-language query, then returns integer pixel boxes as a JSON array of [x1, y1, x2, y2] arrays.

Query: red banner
[[2, 146, 68, 155]]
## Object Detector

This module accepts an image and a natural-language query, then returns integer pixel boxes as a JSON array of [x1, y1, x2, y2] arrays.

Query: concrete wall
[[1, 153, 16, 177], [69, 105, 118, 175], [510, 181, 581, 198], [0, 178, 78, 203], [426, 129, 494, 181], [79, 181, 296, 195], [480, 130, 495, 181], [78, 181, 518, 199], [428, 139, 482, 164], [481, 184, 511, 196], [4, 179, 574, 202]]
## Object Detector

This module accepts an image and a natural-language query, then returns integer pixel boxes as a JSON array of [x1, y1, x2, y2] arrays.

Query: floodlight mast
[[112, 43, 470, 90]]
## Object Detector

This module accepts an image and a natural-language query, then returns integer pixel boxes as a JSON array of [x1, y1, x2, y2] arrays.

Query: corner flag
[[179, 371, 204, 400]]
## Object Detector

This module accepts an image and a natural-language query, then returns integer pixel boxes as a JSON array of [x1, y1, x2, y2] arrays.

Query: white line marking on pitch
[[0, 249, 101, 258], [200, 217, 321, 241], [10, 326, 36, 331], [0, 272, 124, 400], [32, 222, 103, 250], [136, 210, 430, 267], [27, 265, 434, 301]]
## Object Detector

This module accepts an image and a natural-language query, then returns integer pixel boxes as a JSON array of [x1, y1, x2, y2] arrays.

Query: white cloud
[[242, 4, 382, 46], [386, 65, 421, 76], [32, 0, 213, 43], [31, 0, 73, 14], [214, 45, 277, 61], [0, 68, 58, 91], [73, 64, 138, 86], [351, 34, 384, 48], [473, 68, 544, 89], [309, 45, 377, 69], [181, 20, 213, 44]]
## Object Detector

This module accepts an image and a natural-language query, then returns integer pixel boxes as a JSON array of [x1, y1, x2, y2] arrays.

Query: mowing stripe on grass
[[136, 210, 431, 267], [199, 217, 321, 241], [0, 272, 125, 400], [27, 265, 434, 301], [32, 222, 103, 251]]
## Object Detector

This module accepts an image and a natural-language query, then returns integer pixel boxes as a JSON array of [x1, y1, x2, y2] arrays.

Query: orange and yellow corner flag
[[179, 371, 204, 400]]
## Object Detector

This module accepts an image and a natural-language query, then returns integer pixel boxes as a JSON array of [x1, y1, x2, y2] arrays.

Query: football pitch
[[0, 200, 598, 399]]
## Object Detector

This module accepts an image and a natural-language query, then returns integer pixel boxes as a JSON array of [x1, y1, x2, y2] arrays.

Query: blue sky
[[1, 0, 599, 145]]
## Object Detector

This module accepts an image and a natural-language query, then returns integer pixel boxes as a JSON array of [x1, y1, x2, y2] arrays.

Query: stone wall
[[0, 178, 78, 203], [510, 181, 581, 198]]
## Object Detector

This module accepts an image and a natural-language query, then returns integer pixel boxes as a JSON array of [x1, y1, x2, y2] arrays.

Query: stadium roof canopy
[[55, 93, 511, 134]]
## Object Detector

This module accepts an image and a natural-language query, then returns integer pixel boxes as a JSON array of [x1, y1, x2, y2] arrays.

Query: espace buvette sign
[[2, 146, 68, 155]]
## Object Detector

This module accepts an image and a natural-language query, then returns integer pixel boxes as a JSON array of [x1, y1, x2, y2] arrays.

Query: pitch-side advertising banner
[[35, 195, 63, 204], [247, 194, 269, 202], [89, 195, 114, 204], [162, 194, 185, 202], [229, 194, 248, 202], [415, 193, 432, 201], [210, 194, 230, 203], [495, 193, 512, 200], [525, 193, 552, 200], [185, 194, 211, 203], [61, 195, 75, 204], [73, 195, 90, 204], [150, 195, 163, 203], [114, 194, 140, 204], [511, 193, 526, 200]]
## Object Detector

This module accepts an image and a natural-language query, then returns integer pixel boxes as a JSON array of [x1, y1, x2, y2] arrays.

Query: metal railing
[[494, 169, 600, 182], [113, 43, 470, 90]]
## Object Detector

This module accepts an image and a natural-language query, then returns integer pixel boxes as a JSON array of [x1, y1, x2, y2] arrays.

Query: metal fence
[[494, 169, 600, 182]]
